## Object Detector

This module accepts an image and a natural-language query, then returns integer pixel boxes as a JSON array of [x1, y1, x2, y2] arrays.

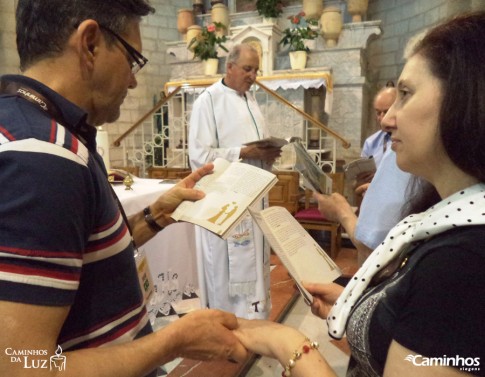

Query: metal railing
[[113, 77, 350, 176]]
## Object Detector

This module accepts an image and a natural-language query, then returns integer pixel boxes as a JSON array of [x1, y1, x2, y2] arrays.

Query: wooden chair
[[294, 172, 345, 259], [111, 165, 140, 177], [147, 167, 192, 180], [268, 170, 302, 215]]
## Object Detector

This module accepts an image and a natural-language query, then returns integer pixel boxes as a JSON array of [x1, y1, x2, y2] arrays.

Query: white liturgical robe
[[189, 80, 272, 319]]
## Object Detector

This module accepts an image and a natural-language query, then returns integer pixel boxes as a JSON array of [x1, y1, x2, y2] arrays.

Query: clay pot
[[303, 0, 324, 20], [347, 0, 369, 22], [211, 3, 230, 36], [177, 8, 195, 41], [320, 7, 342, 47], [186, 25, 202, 50], [289, 51, 308, 70]]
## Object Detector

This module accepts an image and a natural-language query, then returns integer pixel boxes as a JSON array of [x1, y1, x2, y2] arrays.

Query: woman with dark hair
[[235, 12, 485, 377]]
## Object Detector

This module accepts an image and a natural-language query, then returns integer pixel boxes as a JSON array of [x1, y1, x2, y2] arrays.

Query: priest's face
[[225, 47, 259, 95]]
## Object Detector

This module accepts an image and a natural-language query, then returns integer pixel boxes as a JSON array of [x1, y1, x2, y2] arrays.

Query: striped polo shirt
[[0, 75, 152, 350]]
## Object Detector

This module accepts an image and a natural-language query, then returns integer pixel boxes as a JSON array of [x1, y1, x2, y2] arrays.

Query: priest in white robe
[[188, 44, 282, 319]]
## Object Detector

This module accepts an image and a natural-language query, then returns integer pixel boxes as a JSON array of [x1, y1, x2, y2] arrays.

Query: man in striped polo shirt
[[0, 1, 247, 376]]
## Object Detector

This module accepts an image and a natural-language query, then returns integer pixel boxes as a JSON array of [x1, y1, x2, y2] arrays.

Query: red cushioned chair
[[294, 173, 345, 259]]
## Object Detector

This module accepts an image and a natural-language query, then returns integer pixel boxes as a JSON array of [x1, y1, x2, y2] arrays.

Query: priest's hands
[[240, 145, 282, 163]]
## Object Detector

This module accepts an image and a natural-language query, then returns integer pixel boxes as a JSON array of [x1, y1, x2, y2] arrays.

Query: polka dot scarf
[[327, 183, 485, 339]]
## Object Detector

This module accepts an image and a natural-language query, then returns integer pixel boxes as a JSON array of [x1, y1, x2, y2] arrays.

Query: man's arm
[[128, 164, 214, 247], [313, 192, 372, 260], [0, 300, 247, 377]]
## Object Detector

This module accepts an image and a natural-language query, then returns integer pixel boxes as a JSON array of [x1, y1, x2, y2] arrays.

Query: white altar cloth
[[112, 178, 199, 323]]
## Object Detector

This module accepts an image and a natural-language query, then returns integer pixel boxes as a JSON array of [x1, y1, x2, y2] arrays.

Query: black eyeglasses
[[99, 24, 148, 74]]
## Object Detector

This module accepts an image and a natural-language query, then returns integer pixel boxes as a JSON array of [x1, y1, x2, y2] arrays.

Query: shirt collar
[[1, 74, 95, 149]]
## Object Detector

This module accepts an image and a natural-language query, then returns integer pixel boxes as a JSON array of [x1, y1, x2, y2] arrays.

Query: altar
[[112, 178, 201, 326]]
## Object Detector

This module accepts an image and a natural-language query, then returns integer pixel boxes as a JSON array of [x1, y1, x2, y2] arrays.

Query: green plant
[[188, 22, 228, 60], [279, 11, 319, 52], [256, 0, 284, 19]]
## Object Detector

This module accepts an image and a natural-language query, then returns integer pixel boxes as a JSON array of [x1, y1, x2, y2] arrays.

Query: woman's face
[[382, 54, 446, 180]]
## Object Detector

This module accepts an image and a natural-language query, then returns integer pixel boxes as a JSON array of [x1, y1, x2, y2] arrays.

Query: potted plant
[[188, 22, 228, 75], [256, 0, 285, 22], [279, 12, 319, 69]]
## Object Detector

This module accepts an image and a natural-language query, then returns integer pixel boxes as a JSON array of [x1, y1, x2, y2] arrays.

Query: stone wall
[[109, 0, 192, 166], [0, 0, 20, 75], [1, 0, 484, 166], [363, 0, 485, 141]]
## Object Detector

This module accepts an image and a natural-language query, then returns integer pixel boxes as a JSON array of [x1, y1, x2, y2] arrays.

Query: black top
[[346, 226, 485, 377]]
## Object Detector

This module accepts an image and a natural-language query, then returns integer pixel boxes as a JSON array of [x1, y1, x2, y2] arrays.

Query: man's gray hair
[[226, 43, 258, 64]]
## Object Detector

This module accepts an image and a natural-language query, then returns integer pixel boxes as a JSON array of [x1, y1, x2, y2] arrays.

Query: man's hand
[[313, 192, 353, 223], [240, 145, 282, 163], [355, 182, 370, 197], [130, 163, 214, 246], [167, 309, 248, 362], [151, 163, 214, 219]]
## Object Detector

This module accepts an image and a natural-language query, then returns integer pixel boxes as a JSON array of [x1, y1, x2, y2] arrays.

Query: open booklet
[[249, 206, 341, 305], [171, 158, 277, 239], [293, 140, 333, 195], [343, 157, 376, 181]]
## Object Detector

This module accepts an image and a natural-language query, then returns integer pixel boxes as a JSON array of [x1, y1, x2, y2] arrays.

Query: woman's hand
[[302, 283, 344, 319], [234, 319, 307, 359], [234, 319, 338, 376]]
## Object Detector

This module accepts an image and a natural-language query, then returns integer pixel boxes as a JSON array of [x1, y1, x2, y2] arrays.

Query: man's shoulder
[[0, 96, 88, 162], [194, 80, 223, 102], [364, 130, 385, 143], [362, 131, 385, 155], [0, 95, 48, 141]]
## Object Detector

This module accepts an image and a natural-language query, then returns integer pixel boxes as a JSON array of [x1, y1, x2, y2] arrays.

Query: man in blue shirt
[[361, 86, 397, 168]]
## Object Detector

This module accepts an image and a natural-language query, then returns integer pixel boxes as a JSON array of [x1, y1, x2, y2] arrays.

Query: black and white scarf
[[327, 183, 485, 339]]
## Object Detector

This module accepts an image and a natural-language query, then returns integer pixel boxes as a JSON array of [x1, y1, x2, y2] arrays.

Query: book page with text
[[250, 206, 341, 304]]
